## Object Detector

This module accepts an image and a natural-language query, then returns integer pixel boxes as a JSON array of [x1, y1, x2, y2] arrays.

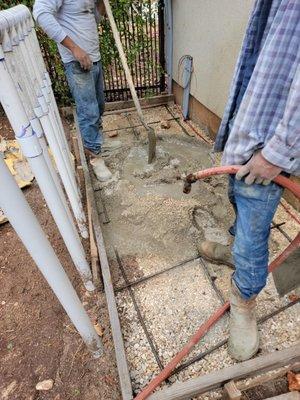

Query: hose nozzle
[[183, 174, 197, 194]]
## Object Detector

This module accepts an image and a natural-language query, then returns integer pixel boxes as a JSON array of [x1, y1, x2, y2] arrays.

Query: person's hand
[[72, 46, 92, 70], [236, 150, 282, 185]]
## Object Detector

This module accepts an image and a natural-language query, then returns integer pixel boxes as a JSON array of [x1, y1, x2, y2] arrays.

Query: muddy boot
[[90, 157, 112, 182], [228, 282, 259, 361], [197, 240, 234, 268]]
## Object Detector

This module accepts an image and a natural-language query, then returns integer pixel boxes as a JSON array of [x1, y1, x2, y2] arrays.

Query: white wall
[[172, 0, 254, 118]]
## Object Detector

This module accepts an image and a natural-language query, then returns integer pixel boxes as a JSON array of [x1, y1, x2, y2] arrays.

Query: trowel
[[103, 0, 156, 164], [273, 247, 300, 297]]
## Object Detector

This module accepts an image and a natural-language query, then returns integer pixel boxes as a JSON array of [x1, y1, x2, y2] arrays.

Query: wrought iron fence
[[99, 0, 166, 102], [14, 0, 166, 105], [0, 0, 166, 105]]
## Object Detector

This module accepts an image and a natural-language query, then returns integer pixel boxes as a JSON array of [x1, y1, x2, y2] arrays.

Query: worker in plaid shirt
[[199, 0, 299, 361]]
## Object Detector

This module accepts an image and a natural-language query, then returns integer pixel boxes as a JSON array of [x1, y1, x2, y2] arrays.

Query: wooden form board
[[265, 393, 300, 400], [73, 110, 133, 400], [60, 94, 174, 118], [149, 344, 300, 400]]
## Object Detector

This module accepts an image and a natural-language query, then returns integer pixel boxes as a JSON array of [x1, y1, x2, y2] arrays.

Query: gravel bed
[[98, 107, 300, 397]]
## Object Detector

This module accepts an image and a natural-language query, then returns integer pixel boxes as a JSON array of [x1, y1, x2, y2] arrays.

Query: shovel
[[103, 0, 156, 164], [272, 247, 300, 297]]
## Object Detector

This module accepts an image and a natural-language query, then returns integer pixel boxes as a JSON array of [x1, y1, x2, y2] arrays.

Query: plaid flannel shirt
[[214, 0, 300, 175]]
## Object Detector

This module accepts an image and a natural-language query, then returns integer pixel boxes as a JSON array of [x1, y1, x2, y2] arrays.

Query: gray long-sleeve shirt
[[33, 0, 101, 64]]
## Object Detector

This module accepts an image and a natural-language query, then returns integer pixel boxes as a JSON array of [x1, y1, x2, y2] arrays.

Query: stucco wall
[[172, 0, 254, 118]]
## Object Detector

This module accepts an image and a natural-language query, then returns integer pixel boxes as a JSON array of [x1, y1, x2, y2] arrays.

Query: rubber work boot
[[228, 281, 259, 361], [197, 240, 234, 268], [90, 157, 112, 182]]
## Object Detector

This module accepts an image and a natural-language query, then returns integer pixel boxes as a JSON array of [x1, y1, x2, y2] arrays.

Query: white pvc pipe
[[21, 13, 74, 172], [18, 133, 95, 291], [0, 53, 93, 290], [0, 153, 103, 358], [3, 16, 76, 189], [36, 108, 88, 238], [30, 116, 77, 231], [0, 40, 88, 238]]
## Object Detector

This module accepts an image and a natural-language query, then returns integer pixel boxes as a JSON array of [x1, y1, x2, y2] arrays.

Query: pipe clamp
[[18, 132, 42, 158]]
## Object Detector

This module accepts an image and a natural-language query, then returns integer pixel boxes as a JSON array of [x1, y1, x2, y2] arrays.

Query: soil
[[0, 118, 121, 400]]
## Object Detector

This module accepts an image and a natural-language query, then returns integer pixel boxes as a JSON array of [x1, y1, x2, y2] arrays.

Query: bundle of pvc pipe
[[0, 6, 95, 291], [0, 5, 103, 357]]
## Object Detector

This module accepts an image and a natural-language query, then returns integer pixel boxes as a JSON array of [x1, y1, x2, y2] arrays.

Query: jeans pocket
[[72, 62, 88, 75]]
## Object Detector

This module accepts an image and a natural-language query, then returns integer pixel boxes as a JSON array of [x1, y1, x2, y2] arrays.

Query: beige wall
[[172, 0, 254, 118]]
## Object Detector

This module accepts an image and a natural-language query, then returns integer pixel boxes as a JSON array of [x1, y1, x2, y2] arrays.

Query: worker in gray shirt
[[33, 0, 121, 181]]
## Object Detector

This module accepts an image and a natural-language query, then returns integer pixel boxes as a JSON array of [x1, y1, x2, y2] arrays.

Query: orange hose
[[134, 166, 300, 400], [280, 200, 300, 226]]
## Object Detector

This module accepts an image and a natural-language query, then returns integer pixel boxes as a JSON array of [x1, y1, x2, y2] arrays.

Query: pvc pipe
[[0, 41, 88, 238], [0, 154, 103, 358], [18, 133, 94, 291], [22, 12, 75, 175], [36, 107, 88, 238], [30, 116, 77, 229], [0, 53, 93, 290], [135, 167, 300, 400], [1, 15, 77, 222], [164, 0, 173, 95], [1, 9, 76, 187], [181, 55, 193, 120], [3, 18, 76, 191]]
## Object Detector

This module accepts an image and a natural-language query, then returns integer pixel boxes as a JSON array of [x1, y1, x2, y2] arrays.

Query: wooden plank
[[238, 362, 300, 391], [71, 135, 81, 165], [73, 110, 133, 400], [104, 94, 174, 112], [104, 103, 168, 116], [86, 194, 101, 289], [224, 381, 241, 400], [60, 94, 174, 118], [265, 393, 300, 400], [149, 344, 300, 400]]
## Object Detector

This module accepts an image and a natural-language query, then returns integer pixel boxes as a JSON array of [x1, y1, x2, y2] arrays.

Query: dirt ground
[[0, 116, 121, 400]]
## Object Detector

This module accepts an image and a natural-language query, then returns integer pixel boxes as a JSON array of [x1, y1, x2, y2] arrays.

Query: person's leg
[[92, 61, 122, 154], [232, 178, 283, 298], [64, 62, 113, 181], [64, 62, 102, 154], [197, 175, 236, 267], [229, 177, 283, 361]]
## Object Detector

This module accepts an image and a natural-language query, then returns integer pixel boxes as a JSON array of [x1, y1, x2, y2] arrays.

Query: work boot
[[228, 282, 259, 361], [90, 157, 112, 182], [197, 240, 234, 268]]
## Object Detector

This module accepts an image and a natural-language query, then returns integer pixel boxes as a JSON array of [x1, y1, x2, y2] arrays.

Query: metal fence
[[100, 0, 166, 102], [39, 0, 166, 104]]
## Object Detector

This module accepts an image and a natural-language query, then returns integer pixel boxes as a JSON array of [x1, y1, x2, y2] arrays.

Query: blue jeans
[[228, 176, 283, 299], [64, 61, 105, 154]]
